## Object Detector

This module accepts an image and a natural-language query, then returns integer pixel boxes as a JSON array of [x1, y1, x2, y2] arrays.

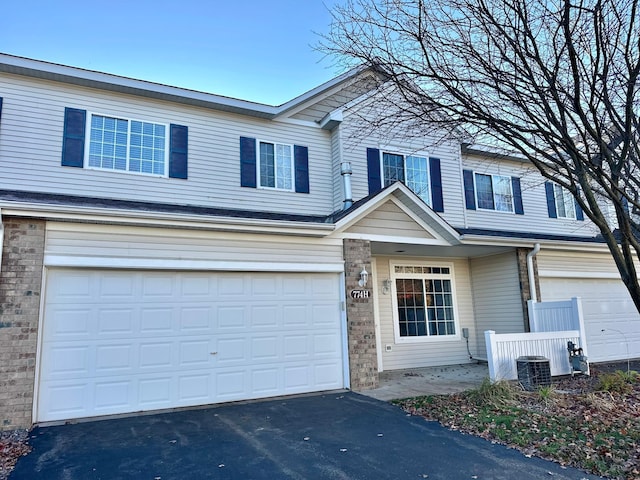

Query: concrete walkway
[[361, 362, 489, 401]]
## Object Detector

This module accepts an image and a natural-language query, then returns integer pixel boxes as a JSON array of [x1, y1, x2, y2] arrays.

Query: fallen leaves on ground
[[395, 365, 640, 480], [0, 430, 31, 480]]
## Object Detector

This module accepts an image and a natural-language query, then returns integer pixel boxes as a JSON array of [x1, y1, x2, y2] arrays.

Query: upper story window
[[259, 141, 293, 190], [391, 263, 458, 342], [552, 184, 576, 219], [61, 107, 188, 179], [367, 147, 444, 212], [545, 181, 584, 220], [382, 152, 430, 205], [462, 169, 524, 215], [239, 136, 309, 194], [475, 173, 513, 212], [88, 114, 168, 176]]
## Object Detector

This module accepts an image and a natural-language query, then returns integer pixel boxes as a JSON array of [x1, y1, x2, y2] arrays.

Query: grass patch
[[395, 370, 640, 480]]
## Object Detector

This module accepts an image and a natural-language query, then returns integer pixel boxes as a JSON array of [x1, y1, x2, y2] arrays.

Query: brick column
[[0, 217, 45, 430], [343, 239, 378, 390], [516, 247, 541, 332]]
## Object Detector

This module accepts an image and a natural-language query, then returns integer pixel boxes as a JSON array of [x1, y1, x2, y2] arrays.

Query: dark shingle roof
[[458, 228, 605, 243], [0, 190, 329, 224]]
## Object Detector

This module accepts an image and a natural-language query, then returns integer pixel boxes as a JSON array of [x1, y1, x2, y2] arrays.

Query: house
[[1, 53, 638, 430]]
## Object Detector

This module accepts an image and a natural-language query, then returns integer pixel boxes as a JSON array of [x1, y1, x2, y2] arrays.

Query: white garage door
[[37, 269, 345, 422], [540, 277, 640, 362]]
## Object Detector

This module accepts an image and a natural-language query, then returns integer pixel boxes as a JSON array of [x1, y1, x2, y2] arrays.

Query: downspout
[[526, 243, 541, 302]]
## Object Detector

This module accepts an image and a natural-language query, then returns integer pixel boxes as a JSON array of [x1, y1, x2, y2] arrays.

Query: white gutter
[[527, 243, 541, 302], [0, 202, 335, 237]]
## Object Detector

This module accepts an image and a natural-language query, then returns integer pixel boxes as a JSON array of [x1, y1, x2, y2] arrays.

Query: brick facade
[[343, 239, 379, 390], [0, 217, 45, 430], [516, 247, 541, 331]]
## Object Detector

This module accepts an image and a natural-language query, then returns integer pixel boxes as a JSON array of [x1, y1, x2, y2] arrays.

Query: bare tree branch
[[320, 0, 640, 312]]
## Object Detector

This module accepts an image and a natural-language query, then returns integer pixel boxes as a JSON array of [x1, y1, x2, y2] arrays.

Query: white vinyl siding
[[0, 73, 334, 216], [374, 256, 475, 370], [344, 200, 436, 239], [340, 105, 465, 228], [536, 250, 640, 277], [44, 222, 344, 268], [462, 156, 599, 236], [469, 252, 525, 355], [330, 125, 344, 211]]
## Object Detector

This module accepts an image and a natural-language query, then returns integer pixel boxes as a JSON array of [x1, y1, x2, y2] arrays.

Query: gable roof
[[0, 53, 379, 124], [331, 182, 462, 246]]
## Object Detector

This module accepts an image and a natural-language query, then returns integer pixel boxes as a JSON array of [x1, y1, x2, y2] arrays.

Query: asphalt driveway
[[12, 392, 598, 480]]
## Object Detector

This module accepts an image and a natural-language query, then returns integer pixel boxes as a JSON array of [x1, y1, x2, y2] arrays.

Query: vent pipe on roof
[[527, 243, 541, 302], [341, 162, 353, 210]]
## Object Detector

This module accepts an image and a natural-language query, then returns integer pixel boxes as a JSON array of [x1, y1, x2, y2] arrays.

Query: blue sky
[[1, 0, 343, 105]]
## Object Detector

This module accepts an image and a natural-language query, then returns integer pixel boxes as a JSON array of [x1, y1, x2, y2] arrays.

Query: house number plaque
[[350, 289, 370, 299]]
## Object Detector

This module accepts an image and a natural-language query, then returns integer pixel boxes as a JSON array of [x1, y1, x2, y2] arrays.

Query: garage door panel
[[179, 307, 211, 330], [38, 270, 344, 422], [97, 308, 135, 335], [250, 305, 279, 328], [540, 277, 640, 362]]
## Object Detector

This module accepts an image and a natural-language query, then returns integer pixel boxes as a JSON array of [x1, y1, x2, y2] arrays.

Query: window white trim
[[553, 184, 577, 219], [84, 112, 170, 178], [257, 139, 295, 192], [474, 172, 514, 213], [378, 149, 432, 206], [389, 260, 461, 344]]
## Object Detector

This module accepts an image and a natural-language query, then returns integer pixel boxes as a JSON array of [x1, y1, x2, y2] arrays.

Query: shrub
[[596, 370, 638, 394], [466, 378, 519, 406]]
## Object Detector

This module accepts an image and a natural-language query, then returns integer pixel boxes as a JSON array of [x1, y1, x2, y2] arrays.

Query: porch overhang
[[331, 183, 462, 247]]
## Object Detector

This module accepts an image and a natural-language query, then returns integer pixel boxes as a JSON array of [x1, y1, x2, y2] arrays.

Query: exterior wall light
[[358, 267, 369, 287]]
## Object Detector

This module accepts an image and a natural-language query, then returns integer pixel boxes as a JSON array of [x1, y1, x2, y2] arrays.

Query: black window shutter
[[240, 136, 257, 188], [545, 182, 558, 218], [61, 107, 86, 168], [169, 124, 188, 179], [429, 157, 444, 212], [511, 177, 524, 214], [0, 97, 3, 124], [575, 189, 584, 221], [294, 145, 309, 193], [367, 148, 381, 194], [462, 169, 476, 210]]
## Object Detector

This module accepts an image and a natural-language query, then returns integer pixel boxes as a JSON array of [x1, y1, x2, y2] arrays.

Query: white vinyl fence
[[485, 297, 589, 382]]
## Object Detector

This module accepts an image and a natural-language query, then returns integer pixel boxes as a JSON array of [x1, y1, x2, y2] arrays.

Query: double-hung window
[[88, 114, 168, 176], [382, 152, 431, 205], [259, 141, 293, 190], [553, 184, 576, 219], [392, 264, 458, 342], [475, 173, 513, 212], [544, 181, 583, 220]]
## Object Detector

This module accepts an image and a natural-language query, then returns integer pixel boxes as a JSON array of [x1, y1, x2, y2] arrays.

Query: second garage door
[[540, 277, 640, 362], [37, 269, 345, 422]]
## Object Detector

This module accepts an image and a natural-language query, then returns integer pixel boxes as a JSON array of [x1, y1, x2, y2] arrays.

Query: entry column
[[343, 239, 379, 390]]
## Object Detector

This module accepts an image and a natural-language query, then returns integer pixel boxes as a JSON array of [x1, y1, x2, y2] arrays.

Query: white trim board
[[538, 270, 622, 279], [44, 256, 345, 273]]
